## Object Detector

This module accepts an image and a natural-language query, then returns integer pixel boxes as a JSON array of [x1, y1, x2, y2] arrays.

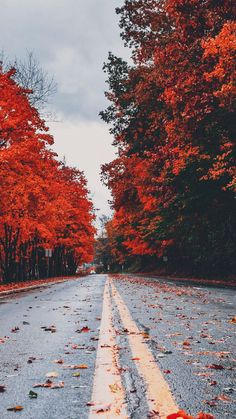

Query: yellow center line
[[89, 278, 128, 418], [110, 279, 179, 419]]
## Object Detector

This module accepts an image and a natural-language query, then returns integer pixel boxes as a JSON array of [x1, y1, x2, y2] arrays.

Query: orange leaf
[[7, 406, 24, 412]]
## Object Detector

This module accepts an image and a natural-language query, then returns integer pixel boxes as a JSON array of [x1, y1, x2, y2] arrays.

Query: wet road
[[0, 274, 235, 418]]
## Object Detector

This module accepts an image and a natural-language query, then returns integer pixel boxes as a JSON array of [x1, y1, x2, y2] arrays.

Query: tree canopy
[[100, 0, 236, 277], [0, 67, 95, 282]]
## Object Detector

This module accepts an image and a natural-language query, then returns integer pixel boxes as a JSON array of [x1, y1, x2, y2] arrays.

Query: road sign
[[45, 249, 53, 258]]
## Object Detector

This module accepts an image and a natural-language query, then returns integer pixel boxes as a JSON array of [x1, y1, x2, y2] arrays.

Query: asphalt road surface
[[0, 274, 235, 418]]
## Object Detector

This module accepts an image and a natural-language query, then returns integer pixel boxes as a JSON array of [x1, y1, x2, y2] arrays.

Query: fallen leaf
[[7, 406, 24, 412], [41, 325, 56, 333], [109, 383, 121, 393], [167, 410, 193, 419], [71, 344, 85, 350], [72, 372, 81, 377], [215, 394, 231, 402], [206, 364, 224, 370], [229, 316, 236, 324], [209, 381, 217, 386], [93, 404, 111, 413], [203, 400, 217, 407], [33, 379, 64, 389], [182, 341, 191, 346], [167, 409, 214, 419], [76, 326, 90, 333], [223, 387, 234, 394], [11, 327, 20, 333], [49, 381, 64, 389], [53, 359, 64, 364], [27, 357, 36, 364], [63, 364, 88, 370], [29, 390, 38, 399], [46, 372, 58, 378], [147, 410, 159, 417], [194, 372, 213, 377], [141, 332, 150, 339]]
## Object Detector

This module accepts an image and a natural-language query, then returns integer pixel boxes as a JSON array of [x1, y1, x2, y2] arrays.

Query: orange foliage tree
[[0, 68, 95, 283], [100, 0, 236, 276]]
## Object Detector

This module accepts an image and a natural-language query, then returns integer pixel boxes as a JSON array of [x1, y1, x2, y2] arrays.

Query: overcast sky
[[1, 0, 129, 225]]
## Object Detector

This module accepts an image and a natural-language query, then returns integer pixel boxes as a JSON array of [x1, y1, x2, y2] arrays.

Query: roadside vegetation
[[98, 0, 236, 279], [0, 59, 95, 283]]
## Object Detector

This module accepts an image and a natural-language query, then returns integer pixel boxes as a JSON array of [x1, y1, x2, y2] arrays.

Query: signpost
[[45, 249, 52, 258], [45, 249, 53, 277]]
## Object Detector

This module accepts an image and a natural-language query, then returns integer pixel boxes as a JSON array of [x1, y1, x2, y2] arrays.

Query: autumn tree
[[94, 215, 131, 272], [94, 216, 113, 271], [101, 0, 236, 277], [0, 67, 95, 283], [0, 51, 56, 110]]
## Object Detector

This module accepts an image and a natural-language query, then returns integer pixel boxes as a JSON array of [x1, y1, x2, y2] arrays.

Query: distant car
[[90, 269, 96, 274]]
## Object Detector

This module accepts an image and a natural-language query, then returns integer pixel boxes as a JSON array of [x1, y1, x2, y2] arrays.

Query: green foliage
[[100, 0, 236, 278]]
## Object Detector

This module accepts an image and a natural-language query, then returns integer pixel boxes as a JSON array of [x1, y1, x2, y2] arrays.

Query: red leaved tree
[[100, 0, 236, 276]]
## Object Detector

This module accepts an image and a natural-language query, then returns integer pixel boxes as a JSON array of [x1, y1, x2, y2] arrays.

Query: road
[[0, 274, 235, 418]]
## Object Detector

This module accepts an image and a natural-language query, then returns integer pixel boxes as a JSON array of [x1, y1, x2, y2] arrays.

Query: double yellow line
[[89, 277, 178, 418]]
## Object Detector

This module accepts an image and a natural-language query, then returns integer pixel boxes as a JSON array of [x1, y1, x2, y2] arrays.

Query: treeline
[[0, 67, 95, 283], [99, 0, 236, 278]]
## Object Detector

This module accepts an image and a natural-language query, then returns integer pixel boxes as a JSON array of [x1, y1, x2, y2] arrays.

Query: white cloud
[[49, 119, 116, 221]]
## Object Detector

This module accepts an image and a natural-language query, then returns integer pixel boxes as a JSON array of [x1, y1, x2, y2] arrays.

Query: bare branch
[[1, 51, 57, 110]]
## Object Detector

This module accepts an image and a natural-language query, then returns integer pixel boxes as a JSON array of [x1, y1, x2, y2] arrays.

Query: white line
[[89, 277, 128, 418]]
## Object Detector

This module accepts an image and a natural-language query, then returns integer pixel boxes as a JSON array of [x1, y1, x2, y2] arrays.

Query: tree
[[0, 67, 95, 282], [0, 51, 56, 110], [100, 0, 236, 277], [94, 216, 128, 272]]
